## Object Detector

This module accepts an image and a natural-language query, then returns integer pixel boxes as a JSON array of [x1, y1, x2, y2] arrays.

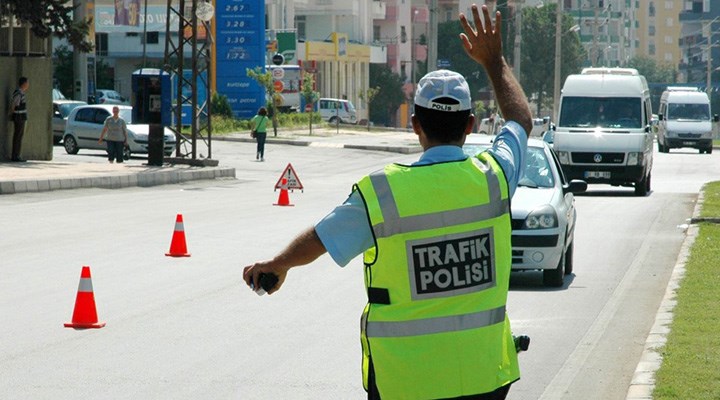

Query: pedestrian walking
[[98, 106, 128, 163], [243, 4, 533, 399], [9, 76, 29, 162], [250, 107, 269, 161]]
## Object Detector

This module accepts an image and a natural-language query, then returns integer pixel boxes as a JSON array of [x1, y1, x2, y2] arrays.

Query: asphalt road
[[0, 141, 716, 399]]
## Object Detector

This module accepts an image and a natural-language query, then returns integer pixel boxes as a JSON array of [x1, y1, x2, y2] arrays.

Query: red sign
[[273, 80, 284, 93], [274, 163, 304, 191]]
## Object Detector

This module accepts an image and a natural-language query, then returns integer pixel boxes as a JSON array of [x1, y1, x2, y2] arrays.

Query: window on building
[[401, 26, 407, 43], [649, 25, 655, 36], [649, 43, 656, 55], [95, 33, 108, 56], [665, 1, 673, 9], [665, 53, 673, 62], [295, 15, 306, 41], [649, 2, 655, 17], [445, 8, 452, 22], [666, 17, 673, 27], [373, 25, 380, 42], [665, 35, 673, 44], [142, 32, 159, 44]]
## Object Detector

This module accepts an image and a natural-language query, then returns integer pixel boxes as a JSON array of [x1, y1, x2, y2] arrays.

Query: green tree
[[300, 73, 319, 134], [437, 20, 489, 99], [521, 3, 585, 116], [2, 0, 93, 52], [246, 66, 280, 136], [627, 56, 677, 83], [359, 86, 381, 131], [368, 64, 405, 126], [53, 45, 74, 98]]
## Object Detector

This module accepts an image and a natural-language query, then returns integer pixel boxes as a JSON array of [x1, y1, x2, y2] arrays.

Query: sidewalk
[[0, 126, 420, 195]]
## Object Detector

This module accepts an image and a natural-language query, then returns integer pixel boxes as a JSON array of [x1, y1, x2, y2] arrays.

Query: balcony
[[372, 1, 386, 20]]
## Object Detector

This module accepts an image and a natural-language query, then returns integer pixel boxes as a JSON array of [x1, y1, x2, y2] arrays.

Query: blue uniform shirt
[[315, 121, 528, 267]]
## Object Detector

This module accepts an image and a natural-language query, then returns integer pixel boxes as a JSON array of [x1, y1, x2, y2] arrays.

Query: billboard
[[214, 0, 266, 119], [95, 0, 178, 33]]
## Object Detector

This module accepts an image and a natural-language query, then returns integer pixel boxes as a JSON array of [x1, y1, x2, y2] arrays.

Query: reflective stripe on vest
[[368, 163, 508, 239], [365, 305, 505, 338]]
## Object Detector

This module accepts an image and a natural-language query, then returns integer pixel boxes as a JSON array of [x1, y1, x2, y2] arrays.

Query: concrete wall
[[0, 57, 53, 161]]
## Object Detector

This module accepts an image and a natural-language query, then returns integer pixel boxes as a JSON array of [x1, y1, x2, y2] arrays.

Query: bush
[[210, 112, 321, 135], [212, 93, 234, 118]]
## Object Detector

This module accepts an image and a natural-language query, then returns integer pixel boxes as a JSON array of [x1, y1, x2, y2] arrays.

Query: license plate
[[683, 141, 695, 146], [584, 171, 611, 179]]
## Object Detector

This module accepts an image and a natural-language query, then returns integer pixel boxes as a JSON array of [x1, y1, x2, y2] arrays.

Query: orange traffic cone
[[274, 178, 294, 207], [64, 266, 106, 329], [166, 214, 191, 257]]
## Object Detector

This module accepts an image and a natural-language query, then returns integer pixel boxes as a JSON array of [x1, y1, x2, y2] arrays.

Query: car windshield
[[119, 109, 133, 123], [58, 103, 85, 118], [559, 97, 642, 129], [462, 144, 554, 188], [667, 103, 710, 121]]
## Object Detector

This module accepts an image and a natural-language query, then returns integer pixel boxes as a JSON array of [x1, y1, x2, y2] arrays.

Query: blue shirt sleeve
[[486, 121, 527, 198], [315, 190, 374, 267]]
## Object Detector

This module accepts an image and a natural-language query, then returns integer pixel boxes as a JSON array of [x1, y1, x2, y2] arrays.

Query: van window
[[667, 103, 710, 121], [560, 97, 642, 129]]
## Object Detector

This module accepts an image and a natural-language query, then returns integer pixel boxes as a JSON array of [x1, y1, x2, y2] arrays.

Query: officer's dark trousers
[[11, 115, 25, 160]]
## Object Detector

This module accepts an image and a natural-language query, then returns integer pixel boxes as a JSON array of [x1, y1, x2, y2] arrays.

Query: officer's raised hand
[[459, 4, 503, 70]]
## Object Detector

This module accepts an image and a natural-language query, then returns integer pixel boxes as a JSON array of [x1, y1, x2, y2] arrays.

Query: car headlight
[[524, 205, 558, 229], [556, 151, 570, 164], [627, 152, 641, 166]]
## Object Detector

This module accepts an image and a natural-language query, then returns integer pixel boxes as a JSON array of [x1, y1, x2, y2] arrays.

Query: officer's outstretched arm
[[459, 4, 532, 136], [243, 226, 327, 295]]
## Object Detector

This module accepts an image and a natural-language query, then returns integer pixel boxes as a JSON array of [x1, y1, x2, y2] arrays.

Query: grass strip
[[653, 181, 720, 399]]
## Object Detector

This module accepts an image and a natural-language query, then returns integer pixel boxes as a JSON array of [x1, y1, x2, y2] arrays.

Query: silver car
[[53, 100, 87, 144], [463, 135, 587, 287], [63, 104, 176, 158]]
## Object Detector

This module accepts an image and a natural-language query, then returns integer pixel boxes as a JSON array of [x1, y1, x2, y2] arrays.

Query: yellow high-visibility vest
[[355, 152, 519, 399]]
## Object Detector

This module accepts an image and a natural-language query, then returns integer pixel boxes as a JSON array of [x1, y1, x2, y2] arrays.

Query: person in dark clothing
[[9, 77, 29, 162]]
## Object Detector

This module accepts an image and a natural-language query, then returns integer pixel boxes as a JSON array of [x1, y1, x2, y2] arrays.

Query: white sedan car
[[463, 134, 587, 287], [63, 105, 176, 159]]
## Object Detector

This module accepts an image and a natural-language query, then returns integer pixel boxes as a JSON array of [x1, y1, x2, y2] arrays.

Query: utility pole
[[513, 0, 524, 80], [73, 0, 96, 103], [553, 0, 562, 123], [427, 0, 438, 72], [591, 0, 598, 66]]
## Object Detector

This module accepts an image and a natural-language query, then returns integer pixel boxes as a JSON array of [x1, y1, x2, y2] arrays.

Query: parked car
[[63, 104, 176, 158], [463, 135, 587, 287], [95, 89, 129, 105], [52, 88, 67, 101], [52, 100, 87, 144], [477, 116, 505, 135], [317, 98, 357, 124]]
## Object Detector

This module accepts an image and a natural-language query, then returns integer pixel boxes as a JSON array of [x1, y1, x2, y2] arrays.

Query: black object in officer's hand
[[251, 273, 279, 296], [514, 335, 530, 353], [259, 273, 278, 292]]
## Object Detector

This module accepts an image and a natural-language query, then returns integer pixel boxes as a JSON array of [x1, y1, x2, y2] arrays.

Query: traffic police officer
[[244, 4, 533, 399]]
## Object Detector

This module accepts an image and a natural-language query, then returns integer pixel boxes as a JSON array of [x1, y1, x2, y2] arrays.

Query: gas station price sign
[[215, 0, 265, 119]]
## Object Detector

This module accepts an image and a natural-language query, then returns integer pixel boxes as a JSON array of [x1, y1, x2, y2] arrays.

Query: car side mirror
[[658, 113, 663, 121], [714, 114, 719, 123], [564, 179, 587, 195]]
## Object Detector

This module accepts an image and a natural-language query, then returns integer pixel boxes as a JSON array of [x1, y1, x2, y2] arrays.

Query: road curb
[[625, 191, 703, 399], [0, 166, 236, 195]]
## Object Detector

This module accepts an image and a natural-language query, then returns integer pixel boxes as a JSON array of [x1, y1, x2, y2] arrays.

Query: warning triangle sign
[[274, 163, 304, 191]]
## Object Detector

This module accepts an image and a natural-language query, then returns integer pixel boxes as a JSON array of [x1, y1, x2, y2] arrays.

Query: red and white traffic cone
[[166, 214, 191, 257], [64, 266, 106, 329], [273, 178, 294, 207]]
